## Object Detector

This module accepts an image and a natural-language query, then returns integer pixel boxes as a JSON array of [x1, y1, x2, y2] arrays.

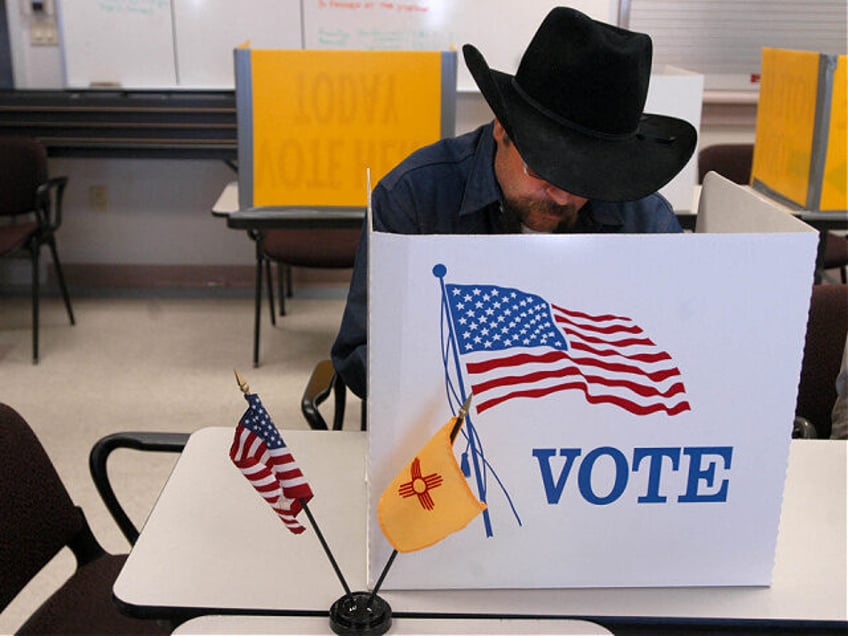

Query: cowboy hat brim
[[464, 43, 697, 202]]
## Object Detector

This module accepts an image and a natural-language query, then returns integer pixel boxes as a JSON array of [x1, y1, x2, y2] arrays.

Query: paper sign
[[235, 48, 455, 208], [752, 48, 847, 212], [367, 174, 818, 589]]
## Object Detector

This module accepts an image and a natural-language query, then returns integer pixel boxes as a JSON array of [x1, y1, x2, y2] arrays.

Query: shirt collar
[[454, 122, 625, 231], [457, 122, 501, 217]]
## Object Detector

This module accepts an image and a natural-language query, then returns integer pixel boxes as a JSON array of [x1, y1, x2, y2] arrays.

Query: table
[[114, 428, 847, 633], [211, 181, 365, 365], [211, 181, 365, 230], [173, 615, 612, 634]]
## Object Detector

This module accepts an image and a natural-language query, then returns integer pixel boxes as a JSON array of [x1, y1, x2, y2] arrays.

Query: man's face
[[492, 120, 588, 233]]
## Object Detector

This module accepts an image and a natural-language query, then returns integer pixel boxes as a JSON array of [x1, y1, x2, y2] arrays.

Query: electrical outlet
[[30, 15, 58, 46], [90, 186, 109, 212]]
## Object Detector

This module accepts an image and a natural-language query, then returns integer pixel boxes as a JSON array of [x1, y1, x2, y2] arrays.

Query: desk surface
[[213, 181, 845, 233], [173, 615, 612, 634], [114, 428, 847, 629], [212, 181, 366, 230]]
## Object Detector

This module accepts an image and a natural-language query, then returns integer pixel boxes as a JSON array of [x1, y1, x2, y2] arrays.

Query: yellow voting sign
[[236, 49, 455, 208], [752, 48, 846, 212]]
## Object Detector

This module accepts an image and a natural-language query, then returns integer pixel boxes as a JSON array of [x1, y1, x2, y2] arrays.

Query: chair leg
[[253, 251, 263, 368], [265, 257, 276, 326], [285, 264, 293, 298], [277, 262, 287, 316], [30, 244, 40, 364], [46, 237, 75, 325]]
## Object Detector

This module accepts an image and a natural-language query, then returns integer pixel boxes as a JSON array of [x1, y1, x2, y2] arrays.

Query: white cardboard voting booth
[[367, 174, 819, 589]]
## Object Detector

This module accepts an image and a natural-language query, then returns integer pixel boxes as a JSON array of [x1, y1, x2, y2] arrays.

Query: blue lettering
[[532, 445, 734, 505], [532, 448, 581, 504], [678, 447, 733, 502], [578, 446, 628, 505], [632, 447, 682, 503]]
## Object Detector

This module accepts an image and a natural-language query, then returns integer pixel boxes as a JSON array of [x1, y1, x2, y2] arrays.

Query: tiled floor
[[0, 285, 359, 634]]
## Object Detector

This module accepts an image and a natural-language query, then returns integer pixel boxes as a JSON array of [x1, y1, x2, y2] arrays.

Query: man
[[332, 7, 697, 399]]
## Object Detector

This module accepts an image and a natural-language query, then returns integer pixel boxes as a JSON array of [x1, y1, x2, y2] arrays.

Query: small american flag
[[444, 283, 690, 416], [229, 393, 314, 534]]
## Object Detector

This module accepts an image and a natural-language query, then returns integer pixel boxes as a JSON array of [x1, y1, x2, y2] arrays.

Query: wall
[[3, 3, 755, 288]]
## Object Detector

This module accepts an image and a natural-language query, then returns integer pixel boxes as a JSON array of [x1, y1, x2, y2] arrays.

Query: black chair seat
[[0, 221, 37, 253], [262, 227, 361, 268], [250, 226, 361, 366], [17, 554, 168, 635], [1, 403, 181, 634], [0, 136, 75, 363]]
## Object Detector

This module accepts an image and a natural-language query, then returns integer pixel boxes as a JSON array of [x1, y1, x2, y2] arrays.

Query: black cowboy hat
[[463, 7, 697, 202]]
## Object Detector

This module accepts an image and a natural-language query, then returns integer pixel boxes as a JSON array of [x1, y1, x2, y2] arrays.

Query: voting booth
[[367, 173, 818, 589], [234, 47, 457, 209], [646, 66, 704, 211], [752, 47, 847, 212]]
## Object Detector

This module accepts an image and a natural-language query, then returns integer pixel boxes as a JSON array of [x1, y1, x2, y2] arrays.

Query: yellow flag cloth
[[378, 417, 486, 553]]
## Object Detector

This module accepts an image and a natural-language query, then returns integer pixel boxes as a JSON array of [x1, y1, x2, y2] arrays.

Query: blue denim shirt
[[331, 122, 682, 398]]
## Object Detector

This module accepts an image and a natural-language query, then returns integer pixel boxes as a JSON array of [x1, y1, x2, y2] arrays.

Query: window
[[621, 0, 847, 91]]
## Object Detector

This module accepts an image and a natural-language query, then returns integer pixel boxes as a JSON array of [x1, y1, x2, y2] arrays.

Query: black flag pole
[[300, 499, 351, 595], [234, 369, 351, 595]]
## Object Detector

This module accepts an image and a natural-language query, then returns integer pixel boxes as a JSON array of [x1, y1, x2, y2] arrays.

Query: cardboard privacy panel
[[645, 66, 704, 212], [752, 47, 847, 212], [234, 48, 456, 208], [367, 174, 818, 589]]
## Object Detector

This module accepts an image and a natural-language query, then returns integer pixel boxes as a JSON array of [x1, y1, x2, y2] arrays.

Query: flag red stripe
[[568, 354, 683, 383], [551, 304, 628, 322], [466, 350, 569, 374], [468, 348, 682, 385], [472, 366, 688, 400], [558, 318, 644, 336], [569, 340, 672, 363], [476, 380, 691, 416]]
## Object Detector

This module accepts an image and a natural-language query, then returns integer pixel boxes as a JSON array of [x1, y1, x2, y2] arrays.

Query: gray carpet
[[0, 286, 360, 634]]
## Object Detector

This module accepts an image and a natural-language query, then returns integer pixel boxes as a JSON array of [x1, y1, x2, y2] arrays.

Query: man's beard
[[498, 196, 582, 234]]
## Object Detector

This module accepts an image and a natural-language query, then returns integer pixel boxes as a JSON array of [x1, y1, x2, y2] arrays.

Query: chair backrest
[[0, 403, 85, 611], [796, 284, 848, 438], [697, 143, 754, 185], [0, 136, 48, 218]]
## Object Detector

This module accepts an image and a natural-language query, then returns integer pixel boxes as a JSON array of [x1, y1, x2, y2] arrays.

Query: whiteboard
[[57, 0, 177, 88], [173, 0, 301, 88], [303, 0, 615, 91], [57, 0, 615, 90]]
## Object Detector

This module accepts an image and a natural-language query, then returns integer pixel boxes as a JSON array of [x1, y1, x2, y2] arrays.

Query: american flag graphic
[[229, 393, 314, 534], [444, 283, 691, 416]]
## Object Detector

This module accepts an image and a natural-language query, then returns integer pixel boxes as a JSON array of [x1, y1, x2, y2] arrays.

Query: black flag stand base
[[329, 591, 392, 635]]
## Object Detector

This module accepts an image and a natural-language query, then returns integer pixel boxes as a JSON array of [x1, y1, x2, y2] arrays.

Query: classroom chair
[[793, 284, 848, 439], [301, 358, 366, 431], [0, 136, 75, 363], [253, 226, 361, 367], [0, 403, 184, 634]]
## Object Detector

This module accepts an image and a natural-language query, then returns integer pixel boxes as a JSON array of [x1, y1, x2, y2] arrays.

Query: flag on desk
[[229, 393, 313, 534], [378, 415, 486, 552], [442, 281, 691, 417]]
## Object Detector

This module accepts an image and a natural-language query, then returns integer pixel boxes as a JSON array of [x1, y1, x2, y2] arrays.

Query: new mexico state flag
[[378, 417, 486, 553]]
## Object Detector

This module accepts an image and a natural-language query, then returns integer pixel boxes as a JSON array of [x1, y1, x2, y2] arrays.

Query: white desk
[[114, 428, 847, 631], [211, 181, 365, 229], [173, 615, 611, 634]]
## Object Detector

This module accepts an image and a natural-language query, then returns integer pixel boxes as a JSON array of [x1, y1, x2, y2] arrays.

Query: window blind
[[621, 0, 847, 91]]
